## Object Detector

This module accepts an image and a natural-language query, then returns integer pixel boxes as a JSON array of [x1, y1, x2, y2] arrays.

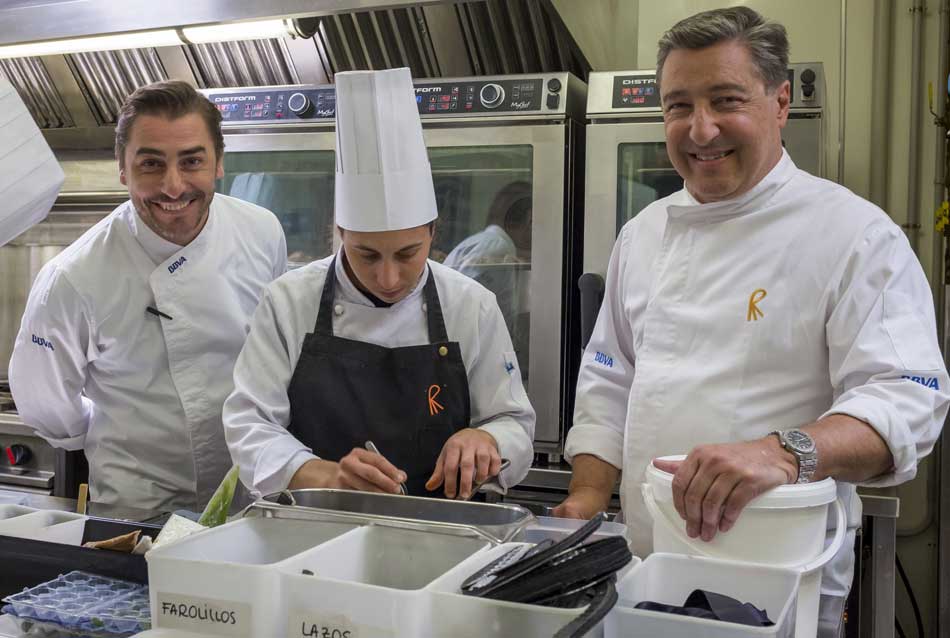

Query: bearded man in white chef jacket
[[224, 68, 535, 500], [9, 81, 287, 512], [554, 7, 949, 638]]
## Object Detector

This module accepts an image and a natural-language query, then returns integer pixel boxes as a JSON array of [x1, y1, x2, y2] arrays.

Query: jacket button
[[334, 304, 344, 316], [439, 346, 448, 356]]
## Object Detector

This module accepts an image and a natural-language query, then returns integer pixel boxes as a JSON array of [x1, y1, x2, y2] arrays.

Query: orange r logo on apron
[[428, 384, 444, 416], [747, 288, 767, 321]]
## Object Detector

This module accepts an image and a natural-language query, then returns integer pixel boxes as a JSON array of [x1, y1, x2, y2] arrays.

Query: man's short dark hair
[[656, 6, 789, 91], [115, 80, 224, 166]]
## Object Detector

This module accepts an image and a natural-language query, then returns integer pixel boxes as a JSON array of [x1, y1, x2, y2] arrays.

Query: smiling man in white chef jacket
[[9, 81, 287, 512], [224, 68, 534, 500], [554, 7, 949, 638]]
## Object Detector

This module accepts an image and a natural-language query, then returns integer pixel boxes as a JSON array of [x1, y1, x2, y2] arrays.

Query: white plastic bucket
[[642, 456, 846, 638]]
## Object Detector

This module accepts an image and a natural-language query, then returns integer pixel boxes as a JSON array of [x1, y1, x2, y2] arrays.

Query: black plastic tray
[[0, 516, 161, 598]]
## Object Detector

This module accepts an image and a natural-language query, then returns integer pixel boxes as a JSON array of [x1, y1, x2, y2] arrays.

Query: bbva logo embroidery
[[747, 288, 767, 321], [594, 351, 614, 368], [428, 384, 444, 416], [168, 256, 187, 274], [32, 334, 54, 351], [903, 375, 940, 390]]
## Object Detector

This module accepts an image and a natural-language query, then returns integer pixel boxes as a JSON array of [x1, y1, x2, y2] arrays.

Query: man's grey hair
[[656, 6, 789, 91]]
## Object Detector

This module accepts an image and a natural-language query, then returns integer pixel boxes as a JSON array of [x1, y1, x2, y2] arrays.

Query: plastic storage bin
[[520, 516, 627, 545], [0, 509, 86, 544], [421, 542, 639, 638], [147, 516, 358, 636], [279, 524, 490, 638], [604, 553, 800, 638]]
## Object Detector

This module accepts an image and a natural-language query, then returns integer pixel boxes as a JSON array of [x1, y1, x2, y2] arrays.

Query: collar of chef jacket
[[666, 149, 798, 225], [126, 198, 218, 279], [125, 202, 183, 265], [332, 249, 430, 309]]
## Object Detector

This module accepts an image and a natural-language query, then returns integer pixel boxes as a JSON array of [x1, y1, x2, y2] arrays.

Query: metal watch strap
[[770, 429, 817, 484], [796, 454, 818, 484]]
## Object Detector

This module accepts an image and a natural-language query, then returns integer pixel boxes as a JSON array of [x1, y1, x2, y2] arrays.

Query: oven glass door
[[219, 131, 337, 267], [616, 141, 681, 232], [428, 144, 533, 381], [584, 120, 668, 278], [424, 124, 568, 447]]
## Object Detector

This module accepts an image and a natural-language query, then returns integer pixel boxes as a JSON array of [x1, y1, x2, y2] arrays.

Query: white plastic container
[[0, 504, 35, 521], [146, 516, 358, 637], [0, 509, 86, 544], [421, 541, 639, 638], [605, 553, 800, 638], [520, 516, 627, 545], [643, 456, 845, 638], [278, 524, 490, 638]]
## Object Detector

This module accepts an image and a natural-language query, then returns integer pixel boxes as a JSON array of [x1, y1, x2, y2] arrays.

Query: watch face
[[785, 430, 816, 454]]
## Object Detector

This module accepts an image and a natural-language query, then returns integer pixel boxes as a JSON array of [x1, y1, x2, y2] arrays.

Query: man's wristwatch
[[770, 429, 817, 484]]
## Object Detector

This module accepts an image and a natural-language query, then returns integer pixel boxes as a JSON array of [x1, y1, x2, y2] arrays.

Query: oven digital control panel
[[413, 78, 544, 114], [611, 74, 660, 109], [208, 87, 337, 123], [605, 65, 821, 112], [204, 76, 568, 125]]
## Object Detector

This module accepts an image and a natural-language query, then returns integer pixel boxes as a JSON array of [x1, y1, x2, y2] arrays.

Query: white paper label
[[289, 611, 364, 638], [156, 593, 252, 636]]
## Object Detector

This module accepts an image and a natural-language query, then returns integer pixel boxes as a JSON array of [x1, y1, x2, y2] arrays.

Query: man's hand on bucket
[[653, 437, 798, 542]]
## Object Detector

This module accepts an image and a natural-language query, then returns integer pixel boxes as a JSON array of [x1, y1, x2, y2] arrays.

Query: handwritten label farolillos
[[289, 611, 365, 638], [156, 593, 252, 636]]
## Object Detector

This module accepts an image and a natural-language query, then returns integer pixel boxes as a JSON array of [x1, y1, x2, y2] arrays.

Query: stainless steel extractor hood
[[0, 0, 590, 151]]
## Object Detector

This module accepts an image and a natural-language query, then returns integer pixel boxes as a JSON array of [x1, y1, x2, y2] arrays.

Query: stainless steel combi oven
[[201, 72, 587, 454], [581, 63, 825, 285]]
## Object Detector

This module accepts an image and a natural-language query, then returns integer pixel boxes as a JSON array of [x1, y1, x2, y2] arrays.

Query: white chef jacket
[[224, 254, 536, 497], [9, 194, 287, 511], [565, 151, 949, 601]]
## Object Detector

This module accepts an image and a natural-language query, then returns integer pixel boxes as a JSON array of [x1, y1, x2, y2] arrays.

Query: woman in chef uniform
[[224, 68, 535, 499]]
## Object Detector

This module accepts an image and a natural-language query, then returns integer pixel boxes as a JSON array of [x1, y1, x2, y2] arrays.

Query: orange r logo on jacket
[[428, 384, 444, 416], [747, 288, 767, 321]]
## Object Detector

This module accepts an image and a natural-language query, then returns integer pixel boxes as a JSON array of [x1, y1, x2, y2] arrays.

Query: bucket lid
[[647, 455, 836, 509]]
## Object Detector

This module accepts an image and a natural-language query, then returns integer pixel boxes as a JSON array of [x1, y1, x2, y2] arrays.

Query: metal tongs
[[364, 440, 408, 495], [464, 458, 510, 501]]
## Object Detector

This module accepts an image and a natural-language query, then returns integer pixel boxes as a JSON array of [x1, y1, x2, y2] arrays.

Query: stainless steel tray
[[243, 489, 535, 544]]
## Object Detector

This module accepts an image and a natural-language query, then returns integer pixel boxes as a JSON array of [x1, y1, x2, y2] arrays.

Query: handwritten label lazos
[[156, 593, 252, 636], [289, 611, 364, 638]]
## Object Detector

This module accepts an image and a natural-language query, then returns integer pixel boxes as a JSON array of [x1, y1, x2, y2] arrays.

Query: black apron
[[287, 257, 472, 496]]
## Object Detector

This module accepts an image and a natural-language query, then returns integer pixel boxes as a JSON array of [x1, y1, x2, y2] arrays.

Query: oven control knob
[[480, 83, 505, 109], [5, 444, 31, 466], [287, 92, 313, 117], [800, 68, 817, 85]]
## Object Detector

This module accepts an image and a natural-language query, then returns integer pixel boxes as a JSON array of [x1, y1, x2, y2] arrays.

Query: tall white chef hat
[[334, 68, 437, 232], [0, 79, 64, 247]]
